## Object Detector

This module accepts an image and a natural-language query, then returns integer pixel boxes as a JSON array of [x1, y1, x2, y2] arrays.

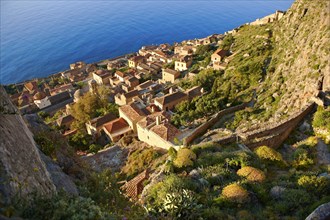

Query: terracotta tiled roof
[[103, 118, 129, 134], [150, 122, 181, 142], [154, 91, 187, 106], [24, 81, 38, 92], [137, 111, 170, 128], [185, 86, 202, 99], [145, 104, 161, 114], [123, 89, 139, 99], [121, 170, 149, 199], [115, 71, 126, 78], [119, 103, 147, 122], [57, 114, 74, 127], [163, 68, 180, 76], [136, 80, 155, 90], [178, 55, 192, 63], [33, 91, 47, 100], [213, 49, 230, 58], [89, 113, 117, 129], [48, 91, 71, 105], [95, 69, 106, 75], [126, 76, 139, 84], [50, 84, 73, 95], [130, 55, 145, 62]]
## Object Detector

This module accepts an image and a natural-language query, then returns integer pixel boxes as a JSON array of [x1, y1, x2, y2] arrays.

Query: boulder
[[189, 169, 201, 179], [305, 202, 330, 220], [270, 186, 286, 199]]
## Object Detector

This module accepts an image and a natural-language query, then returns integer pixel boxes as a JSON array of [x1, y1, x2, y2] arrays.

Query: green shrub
[[20, 193, 113, 220], [173, 148, 196, 168], [297, 175, 330, 195], [293, 148, 314, 169], [274, 189, 311, 214], [145, 175, 197, 207], [237, 166, 266, 183], [122, 148, 159, 178], [168, 147, 177, 160], [162, 189, 202, 219], [237, 210, 254, 220], [88, 144, 103, 154], [201, 165, 239, 186], [312, 106, 330, 131], [34, 131, 64, 157], [202, 207, 228, 220], [197, 151, 255, 168], [221, 183, 249, 204], [254, 146, 283, 164]]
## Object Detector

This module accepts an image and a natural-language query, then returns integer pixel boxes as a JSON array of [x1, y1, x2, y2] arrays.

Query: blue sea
[[0, 0, 294, 85]]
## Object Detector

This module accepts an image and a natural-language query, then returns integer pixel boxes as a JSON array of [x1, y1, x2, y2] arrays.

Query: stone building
[[175, 55, 193, 71], [162, 68, 180, 83]]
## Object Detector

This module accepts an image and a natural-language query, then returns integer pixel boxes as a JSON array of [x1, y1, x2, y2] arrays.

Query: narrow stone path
[[317, 138, 330, 165]]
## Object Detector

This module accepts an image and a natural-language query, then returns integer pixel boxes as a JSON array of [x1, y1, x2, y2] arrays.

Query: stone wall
[[0, 87, 56, 204], [243, 103, 315, 149], [183, 101, 251, 146], [192, 102, 315, 149]]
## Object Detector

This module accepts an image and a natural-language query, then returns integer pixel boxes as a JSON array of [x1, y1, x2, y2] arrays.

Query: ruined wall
[[0, 87, 56, 204]]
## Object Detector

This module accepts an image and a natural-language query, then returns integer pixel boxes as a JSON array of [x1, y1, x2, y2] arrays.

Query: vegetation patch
[[237, 166, 266, 183], [221, 183, 250, 204]]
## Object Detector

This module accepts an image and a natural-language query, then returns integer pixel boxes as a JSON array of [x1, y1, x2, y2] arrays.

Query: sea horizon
[[0, 1, 294, 85]]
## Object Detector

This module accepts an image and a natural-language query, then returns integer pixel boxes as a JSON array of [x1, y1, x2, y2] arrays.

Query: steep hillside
[[264, 0, 329, 116], [226, 0, 329, 131]]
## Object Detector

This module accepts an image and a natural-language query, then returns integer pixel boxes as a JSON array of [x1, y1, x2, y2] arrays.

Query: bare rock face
[[305, 202, 330, 220], [82, 145, 128, 172], [264, 0, 330, 117], [39, 150, 78, 195], [0, 87, 56, 204]]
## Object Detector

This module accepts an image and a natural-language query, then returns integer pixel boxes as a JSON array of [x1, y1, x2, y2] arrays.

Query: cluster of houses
[[9, 32, 234, 151]]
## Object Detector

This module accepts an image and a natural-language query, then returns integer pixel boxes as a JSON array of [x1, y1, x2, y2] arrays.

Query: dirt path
[[317, 138, 330, 165]]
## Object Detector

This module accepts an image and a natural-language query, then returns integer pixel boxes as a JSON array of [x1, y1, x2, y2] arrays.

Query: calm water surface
[[0, 1, 294, 84]]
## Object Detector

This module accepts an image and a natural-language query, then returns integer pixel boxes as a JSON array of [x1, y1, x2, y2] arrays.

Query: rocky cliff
[[263, 0, 329, 116], [0, 86, 77, 206], [0, 87, 56, 204]]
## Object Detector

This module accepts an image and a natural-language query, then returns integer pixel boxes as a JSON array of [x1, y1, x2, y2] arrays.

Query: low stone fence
[[183, 101, 251, 146], [241, 103, 315, 141], [190, 102, 315, 149]]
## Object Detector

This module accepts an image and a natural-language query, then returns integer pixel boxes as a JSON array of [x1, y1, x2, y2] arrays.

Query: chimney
[[169, 87, 173, 94], [151, 105, 155, 113], [156, 115, 161, 125]]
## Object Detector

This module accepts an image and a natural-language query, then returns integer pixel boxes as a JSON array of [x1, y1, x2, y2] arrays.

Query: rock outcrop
[[0, 86, 78, 205], [305, 202, 330, 220], [268, 0, 330, 116], [0, 87, 56, 204]]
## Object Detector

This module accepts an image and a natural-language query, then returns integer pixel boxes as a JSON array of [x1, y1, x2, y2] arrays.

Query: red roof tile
[[103, 118, 129, 134]]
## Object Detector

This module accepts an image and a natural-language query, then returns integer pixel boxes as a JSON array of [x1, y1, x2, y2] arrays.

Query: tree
[[70, 88, 114, 131], [173, 148, 196, 168]]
